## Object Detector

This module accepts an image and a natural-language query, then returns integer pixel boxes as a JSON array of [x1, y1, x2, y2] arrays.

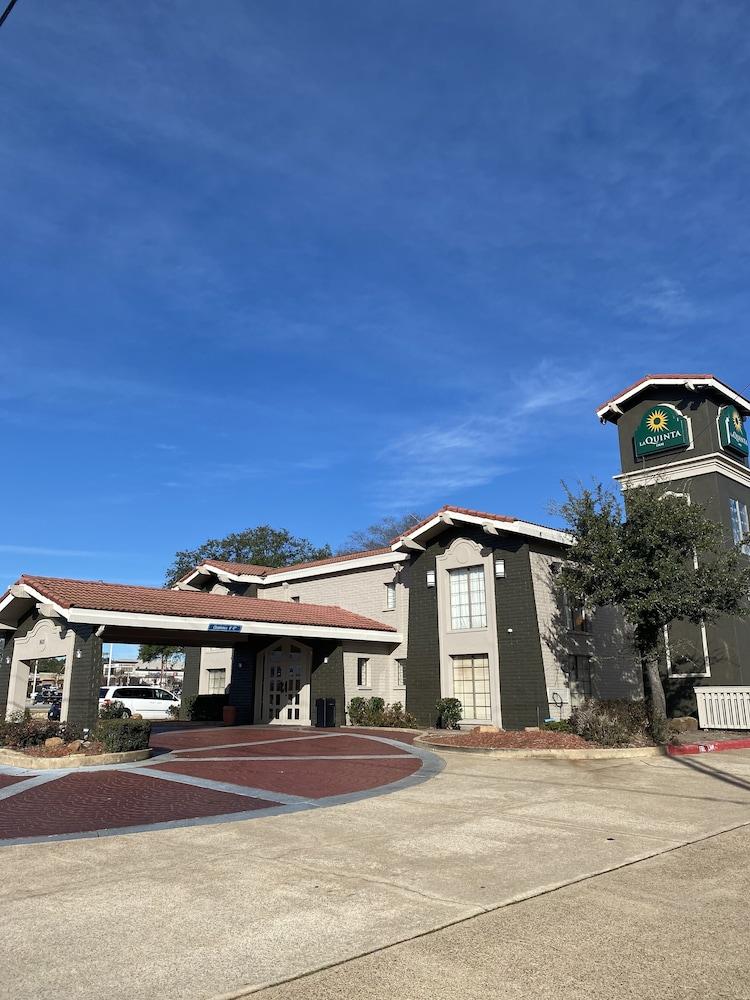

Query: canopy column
[[64, 625, 103, 728]]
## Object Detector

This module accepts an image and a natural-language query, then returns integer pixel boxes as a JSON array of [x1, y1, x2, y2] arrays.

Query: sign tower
[[597, 374, 750, 715]]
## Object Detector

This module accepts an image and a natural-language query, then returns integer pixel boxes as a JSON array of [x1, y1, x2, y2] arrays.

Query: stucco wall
[[341, 640, 405, 711], [529, 549, 642, 719], [260, 565, 407, 642], [198, 646, 233, 694], [259, 564, 408, 712]]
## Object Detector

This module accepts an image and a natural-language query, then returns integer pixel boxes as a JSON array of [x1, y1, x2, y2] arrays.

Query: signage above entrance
[[633, 405, 691, 459], [718, 405, 749, 458], [208, 623, 242, 632]]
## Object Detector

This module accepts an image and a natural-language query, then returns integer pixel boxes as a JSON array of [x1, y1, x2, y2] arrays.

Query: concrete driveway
[[3, 746, 750, 1000]]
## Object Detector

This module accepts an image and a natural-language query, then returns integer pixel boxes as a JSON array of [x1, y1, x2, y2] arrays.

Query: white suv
[[99, 685, 180, 720]]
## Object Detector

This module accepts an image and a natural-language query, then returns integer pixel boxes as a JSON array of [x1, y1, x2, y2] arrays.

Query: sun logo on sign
[[646, 409, 669, 433], [733, 410, 744, 433]]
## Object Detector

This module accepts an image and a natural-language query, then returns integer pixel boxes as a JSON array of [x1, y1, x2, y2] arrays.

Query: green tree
[[34, 656, 66, 676], [164, 526, 332, 586], [138, 645, 184, 684], [338, 513, 423, 554], [556, 483, 750, 739]]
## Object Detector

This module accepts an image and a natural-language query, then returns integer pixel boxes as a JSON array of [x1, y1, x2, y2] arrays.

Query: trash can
[[222, 705, 237, 726], [325, 698, 336, 728], [315, 698, 336, 728]]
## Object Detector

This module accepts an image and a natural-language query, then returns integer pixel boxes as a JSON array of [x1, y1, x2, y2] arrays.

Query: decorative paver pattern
[[0, 726, 440, 846]]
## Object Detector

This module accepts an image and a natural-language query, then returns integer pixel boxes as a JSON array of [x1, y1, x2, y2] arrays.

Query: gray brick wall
[[67, 625, 103, 728]]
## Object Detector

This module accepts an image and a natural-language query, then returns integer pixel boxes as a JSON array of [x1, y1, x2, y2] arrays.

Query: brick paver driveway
[[0, 726, 442, 846]]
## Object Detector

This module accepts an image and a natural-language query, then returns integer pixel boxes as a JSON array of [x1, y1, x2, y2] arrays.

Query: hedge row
[[0, 718, 151, 753]]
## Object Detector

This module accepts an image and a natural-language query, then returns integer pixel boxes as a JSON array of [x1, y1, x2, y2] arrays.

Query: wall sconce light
[[495, 559, 506, 578], [75, 649, 82, 659], [426, 570, 436, 588]]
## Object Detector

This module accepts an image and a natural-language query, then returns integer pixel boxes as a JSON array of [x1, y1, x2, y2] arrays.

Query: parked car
[[98, 685, 180, 720], [47, 702, 61, 721]]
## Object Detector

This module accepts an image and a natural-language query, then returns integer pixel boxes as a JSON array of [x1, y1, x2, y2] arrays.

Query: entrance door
[[264, 641, 311, 725]]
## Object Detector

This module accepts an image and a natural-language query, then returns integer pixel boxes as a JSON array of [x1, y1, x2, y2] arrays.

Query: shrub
[[347, 696, 419, 729], [181, 694, 226, 722], [543, 720, 572, 733], [380, 702, 419, 729], [347, 696, 367, 726], [0, 719, 84, 750], [99, 699, 127, 720], [93, 718, 151, 753], [167, 703, 180, 719], [569, 698, 650, 747], [435, 697, 462, 730]]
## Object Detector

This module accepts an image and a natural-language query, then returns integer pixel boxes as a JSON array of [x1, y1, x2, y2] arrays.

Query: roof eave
[[391, 509, 572, 549], [597, 375, 750, 421]]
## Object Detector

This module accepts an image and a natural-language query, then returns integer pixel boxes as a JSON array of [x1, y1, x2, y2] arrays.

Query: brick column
[[65, 626, 103, 728], [0, 635, 10, 719], [180, 647, 201, 719]]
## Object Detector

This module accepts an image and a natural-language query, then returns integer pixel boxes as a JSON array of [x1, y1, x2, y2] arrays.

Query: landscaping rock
[[669, 716, 698, 733], [67, 740, 82, 752], [474, 725, 499, 733], [44, 737, 64, 747]]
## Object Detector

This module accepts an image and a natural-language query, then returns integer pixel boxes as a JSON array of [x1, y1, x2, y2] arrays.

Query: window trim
[[729, 497, 750, 556], [356, 657, 369, 688], [451, 653, 492, 722], [563, 592, 591, 634], [395, 658, 406, 689], [664, 622, 711, 679], [448, 565, 488, 631], [206, 667, 227, 695]]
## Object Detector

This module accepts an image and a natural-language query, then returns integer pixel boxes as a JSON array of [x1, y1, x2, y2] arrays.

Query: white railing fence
[[695, 686, 750, 730]]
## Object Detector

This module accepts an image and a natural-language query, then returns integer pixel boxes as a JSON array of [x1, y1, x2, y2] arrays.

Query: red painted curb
[[667, 737, 750, 756]]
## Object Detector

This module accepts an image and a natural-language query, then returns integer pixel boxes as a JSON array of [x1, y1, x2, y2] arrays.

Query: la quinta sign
[[718, 405, 749, 457], [633, 405, 690, 459]]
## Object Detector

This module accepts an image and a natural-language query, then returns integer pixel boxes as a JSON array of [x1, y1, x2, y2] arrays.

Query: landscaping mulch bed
[[425, 729, 596, 750], [8, 741, 105, 758]]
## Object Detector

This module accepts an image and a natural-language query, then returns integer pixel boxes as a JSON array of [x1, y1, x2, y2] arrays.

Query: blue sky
[[3, 0, 750, 603]]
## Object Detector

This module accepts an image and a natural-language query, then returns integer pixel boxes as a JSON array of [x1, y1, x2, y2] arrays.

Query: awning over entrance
[[0, 575, 401, 645], [0, 575, 401, 726]]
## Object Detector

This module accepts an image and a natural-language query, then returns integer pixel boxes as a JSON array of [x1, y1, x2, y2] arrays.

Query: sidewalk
[[2, 747, 750, 1000]]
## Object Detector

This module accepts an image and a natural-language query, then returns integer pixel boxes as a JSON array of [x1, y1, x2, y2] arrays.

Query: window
[[395, 659, 406, 687], [729, 498, 750, 555], [385, 581, 396, 610], [563, 593, 590, 633], [567, 655, 592, 705], [452, 654, 491, 720], [207, 669, 226, 695], [449, 566, 487, 629], [357, 657, 369, 687], [114, 687, 152, 699]]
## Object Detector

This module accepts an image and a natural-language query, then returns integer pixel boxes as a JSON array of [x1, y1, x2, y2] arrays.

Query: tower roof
[[596, 374, 750, 423]]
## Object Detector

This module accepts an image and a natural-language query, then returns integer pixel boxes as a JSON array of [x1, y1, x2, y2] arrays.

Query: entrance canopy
[[0, 575, 401, 646]]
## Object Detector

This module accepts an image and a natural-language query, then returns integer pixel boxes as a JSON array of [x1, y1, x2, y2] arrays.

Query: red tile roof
[[393, 505, 515, 541], [18, 576, 396, 632], [189, 507, 565, 582], [202, 546, 392, 579], [596, 373, 750, 416]]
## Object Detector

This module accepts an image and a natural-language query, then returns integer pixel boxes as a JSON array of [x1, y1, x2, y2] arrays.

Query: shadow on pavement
[[672, 752, 750, 794]]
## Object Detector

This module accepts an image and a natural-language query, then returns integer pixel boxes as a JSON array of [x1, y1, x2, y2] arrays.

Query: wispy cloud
[[0, 545, 141, 558], [374, 362, 596, 509], [618, 278, 701, 326]]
